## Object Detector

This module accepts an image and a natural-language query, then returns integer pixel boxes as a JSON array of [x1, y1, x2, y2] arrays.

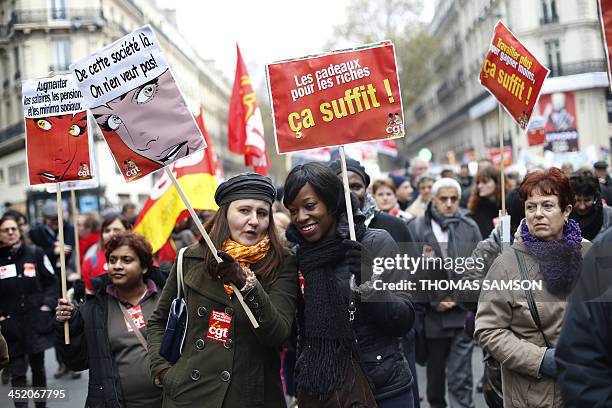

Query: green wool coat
[[147, 243, 298, 408]]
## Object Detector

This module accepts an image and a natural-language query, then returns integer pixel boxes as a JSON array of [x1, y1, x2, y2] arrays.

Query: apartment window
[[0, 169, 5, 185], [545, 40, 562, 76], [12, 47, 19, 74], [51, 38, 70, 72], [50, 0, 67, 20], [8, 162, 25, 186], [541, 0, 558, 24]]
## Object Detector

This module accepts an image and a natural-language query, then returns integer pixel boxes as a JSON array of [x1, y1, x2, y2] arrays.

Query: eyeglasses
[[0, 227, 18, 233]]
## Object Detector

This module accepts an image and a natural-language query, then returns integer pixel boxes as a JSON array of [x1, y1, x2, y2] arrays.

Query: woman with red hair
[[475, 167, 587, 408]]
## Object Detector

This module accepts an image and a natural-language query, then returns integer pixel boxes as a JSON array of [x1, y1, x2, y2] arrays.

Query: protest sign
[[22, 74, 93, 186], [527, 91, 579, 152], [69, 25, 205, 182], [599, 0, 612, 91], [266, 42, 404, 154], [479, 21, 549, 130]]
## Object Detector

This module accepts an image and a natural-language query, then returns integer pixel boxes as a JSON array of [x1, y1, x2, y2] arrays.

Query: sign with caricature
[[22, 74, 94, 186], [69, 25, 205, 182], [266, 42, 404, 154]]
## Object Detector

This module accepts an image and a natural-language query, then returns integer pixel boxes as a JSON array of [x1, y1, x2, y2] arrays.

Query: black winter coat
[[406, 206, 482, 338], [0, 243, 57, 357], [296, 219, 415, 401], [57, 268, 166, 408]]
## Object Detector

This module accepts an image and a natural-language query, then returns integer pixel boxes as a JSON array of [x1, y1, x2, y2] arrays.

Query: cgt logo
[[385, 112, 404, 136], [123, 159, 142, 179], [208, 325, 229, 340]]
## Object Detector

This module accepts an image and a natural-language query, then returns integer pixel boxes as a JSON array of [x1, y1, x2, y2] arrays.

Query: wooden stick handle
[[498, 104, 506, 215], [339, 147, 356, 241], [56, 185, 70, 345], [70, 190, 81, 277], [164, 167, 259, 328]]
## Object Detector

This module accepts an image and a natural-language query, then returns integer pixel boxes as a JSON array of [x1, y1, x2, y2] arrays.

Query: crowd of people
[[0, 158, 611, 408]]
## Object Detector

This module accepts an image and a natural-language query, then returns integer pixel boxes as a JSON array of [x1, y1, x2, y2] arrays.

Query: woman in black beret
[[284, 162, 415, 408], [147, 173, 298, 408]]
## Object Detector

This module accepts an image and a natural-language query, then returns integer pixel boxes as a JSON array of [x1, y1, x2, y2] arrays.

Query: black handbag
[[160, 247, 188, 364]]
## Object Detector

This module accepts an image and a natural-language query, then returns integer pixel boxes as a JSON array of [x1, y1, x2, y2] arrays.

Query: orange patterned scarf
[[221, 236, 270, 296]]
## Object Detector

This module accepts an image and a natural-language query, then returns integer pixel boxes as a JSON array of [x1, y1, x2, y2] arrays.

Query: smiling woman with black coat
[[284, 162, 415, 408]]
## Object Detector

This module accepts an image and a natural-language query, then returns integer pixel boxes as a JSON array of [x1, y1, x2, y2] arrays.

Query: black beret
[[328, 158, 371, 187], [594, 161, 608, 170], [214, 173, 276, 206]]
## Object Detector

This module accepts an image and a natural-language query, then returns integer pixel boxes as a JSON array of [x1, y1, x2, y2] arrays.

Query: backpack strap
[[176, 247, 187, 299]]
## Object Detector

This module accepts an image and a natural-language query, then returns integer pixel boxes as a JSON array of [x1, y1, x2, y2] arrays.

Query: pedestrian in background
[[81, 214, 131, 293], [569, 170, 612, 241], [0, 213, 58, 408], [407, 178, 481, 408], [467, 165, 508, 239], [372, 177, 413, 222], [407, 175, 435, 218]]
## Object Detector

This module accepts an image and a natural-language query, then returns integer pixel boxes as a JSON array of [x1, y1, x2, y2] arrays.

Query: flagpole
[[339, 146, 356, 241], [164, 167, 260, 328], [70, 189, 81, 278], [498, 104, 506, 215], [56, 184, 70, 344]]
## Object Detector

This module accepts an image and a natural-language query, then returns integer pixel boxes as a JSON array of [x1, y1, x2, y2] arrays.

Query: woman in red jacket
[[81, 214, 131, 293]]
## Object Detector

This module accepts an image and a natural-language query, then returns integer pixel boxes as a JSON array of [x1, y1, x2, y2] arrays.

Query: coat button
[[220, 370, 231, 382], [247, 294, 255, 302], [197, 306, 208, 317], [251, 302, 259, 309], [195, 339, 205, 350], [191, 369, 200, 381], [225, 307, 233, 316], [223, 338, 233, 349], [376, 355, 382, 361]]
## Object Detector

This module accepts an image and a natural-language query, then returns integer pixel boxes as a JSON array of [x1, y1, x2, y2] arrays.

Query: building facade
[[0, 0, 236, 215], [405, 0, 610, 171]]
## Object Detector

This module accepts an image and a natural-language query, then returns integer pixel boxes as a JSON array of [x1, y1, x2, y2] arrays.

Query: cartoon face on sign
[[26, 113, 92, 185], [91, 69, 205, 180]]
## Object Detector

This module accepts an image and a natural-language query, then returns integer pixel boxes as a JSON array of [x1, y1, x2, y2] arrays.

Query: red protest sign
[[599, 0, 612, 91], [266, 42, 404, 154], [479, 21, 549, 130], [22, 75, 94, 186]]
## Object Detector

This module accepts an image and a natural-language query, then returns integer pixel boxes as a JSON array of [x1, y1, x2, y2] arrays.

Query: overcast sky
[[159, 1, 434, 93]]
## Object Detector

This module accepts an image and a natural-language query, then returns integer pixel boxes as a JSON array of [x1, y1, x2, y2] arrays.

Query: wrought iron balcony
[[13, 8, 104, 26], [548, 59, 607, 77], [0, 122, 24, 145]]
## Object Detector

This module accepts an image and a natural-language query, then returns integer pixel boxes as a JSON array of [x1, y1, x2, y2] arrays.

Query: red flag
[[133, 150, 217, 253], [228, 44, 269, 175], [196, 106, 220, 177]]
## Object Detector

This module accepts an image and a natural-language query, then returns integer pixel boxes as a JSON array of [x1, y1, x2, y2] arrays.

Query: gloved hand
[[73, 279, 86, 303], [215, 251, 248, 288], [539, 348, 558, 378], [342, 239, 374, 287]]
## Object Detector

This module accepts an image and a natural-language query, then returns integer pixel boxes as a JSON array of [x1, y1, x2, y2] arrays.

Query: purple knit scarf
[[520, 219, 582, 296]]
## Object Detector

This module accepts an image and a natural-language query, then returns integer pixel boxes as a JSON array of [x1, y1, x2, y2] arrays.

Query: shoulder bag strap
[[176, 247, 188, 299], [117, 301, 148, 352], [513, 248, 553, 348]]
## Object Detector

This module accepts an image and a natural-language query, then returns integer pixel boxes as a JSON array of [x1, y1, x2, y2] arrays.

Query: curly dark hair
[[104, 231, 153, 271], [569, 170, 601, 200]]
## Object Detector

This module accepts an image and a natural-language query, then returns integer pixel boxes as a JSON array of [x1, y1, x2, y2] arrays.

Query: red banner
[[267, 42, 404, 154], [487, 146, 512, 167], [599, 0, 612, 91], [527, 92, 579, 152], [228, 45, 269, 175], [479, 21, 549, 130]]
